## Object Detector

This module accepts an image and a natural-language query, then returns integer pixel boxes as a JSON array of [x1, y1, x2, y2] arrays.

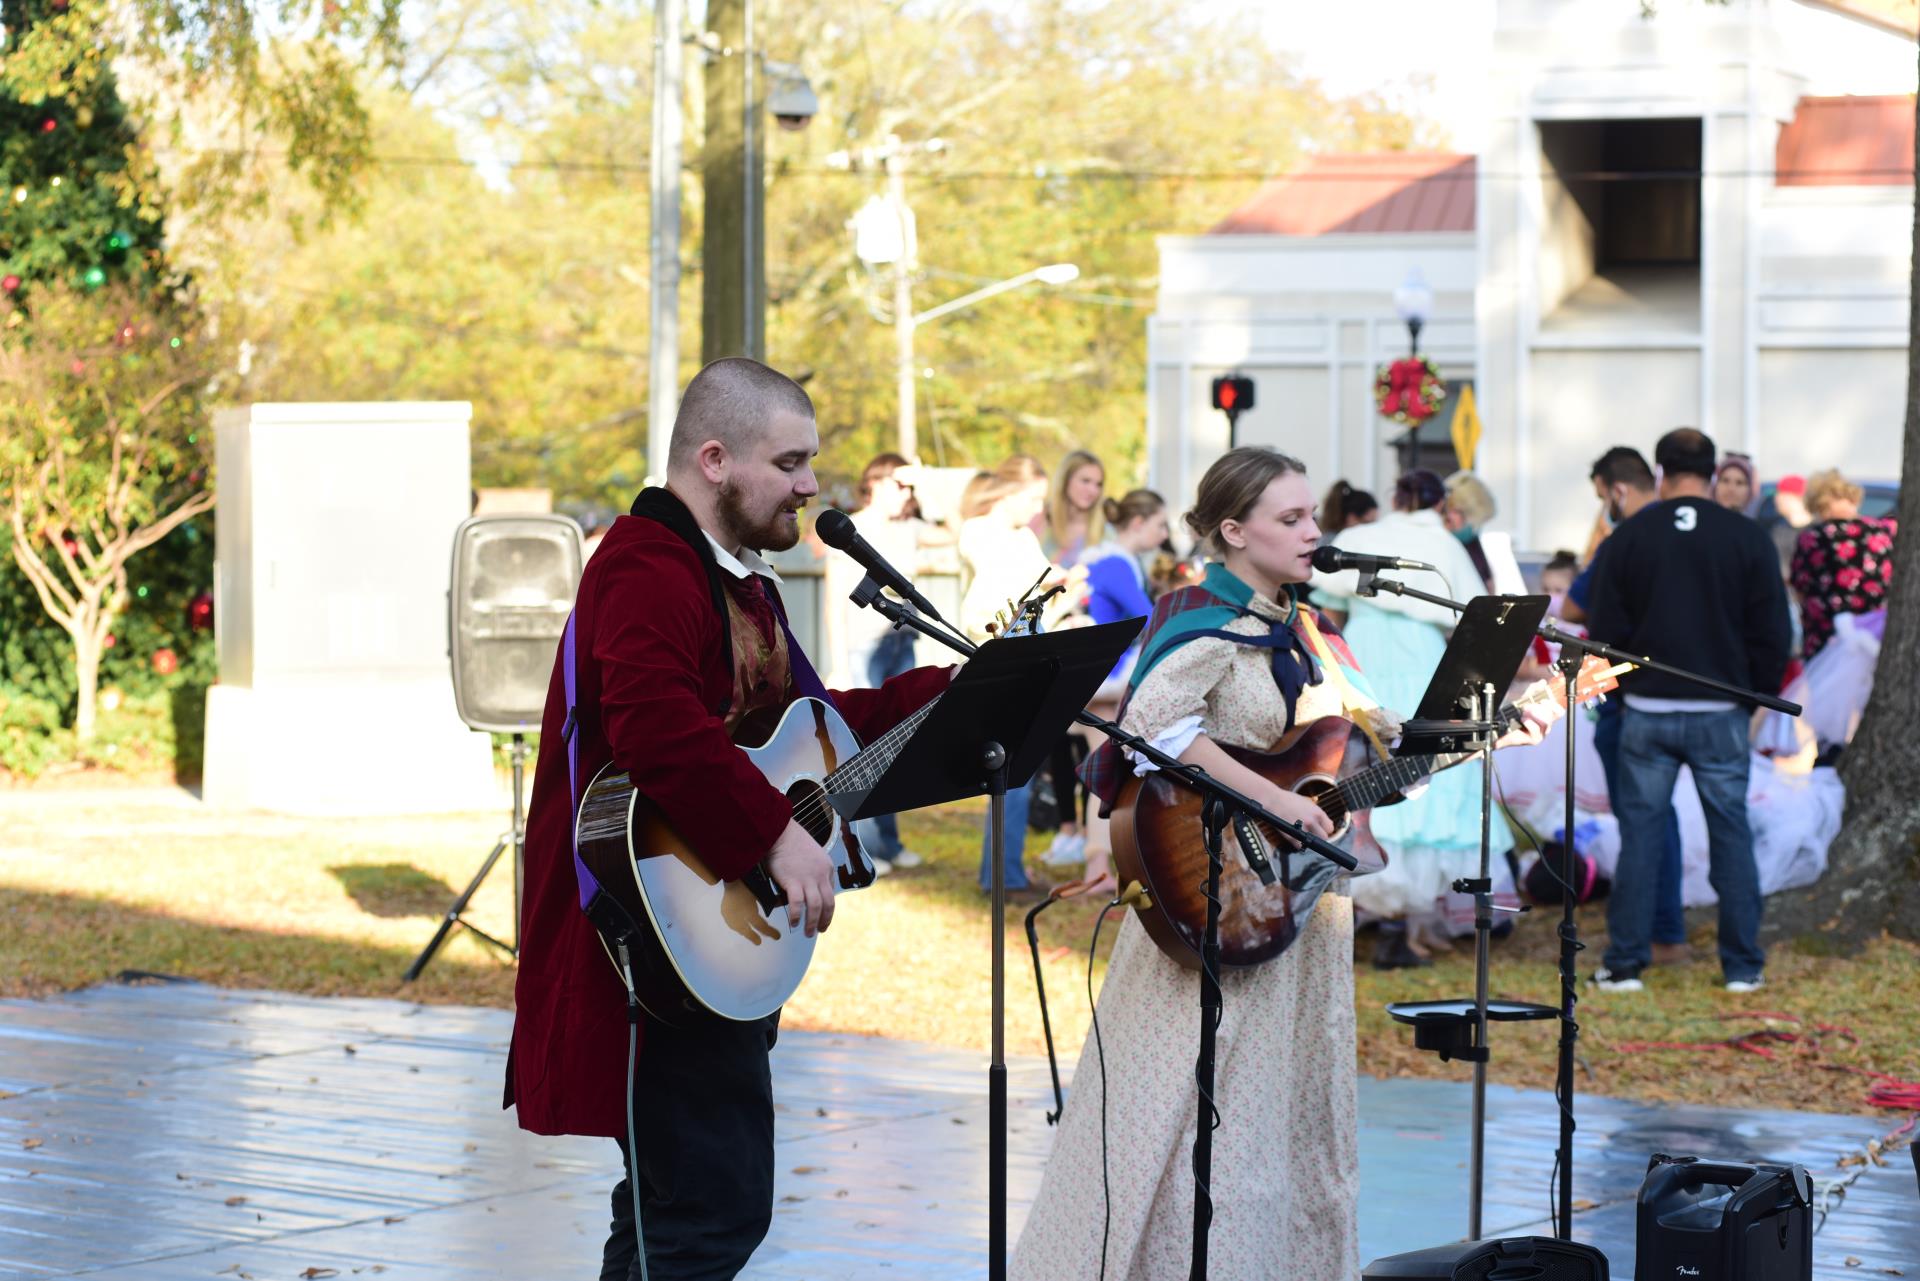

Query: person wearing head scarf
[[1713, 452, 1759, 517]]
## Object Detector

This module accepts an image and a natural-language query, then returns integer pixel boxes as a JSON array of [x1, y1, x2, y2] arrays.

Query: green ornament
[[82, 266, 106, 289]]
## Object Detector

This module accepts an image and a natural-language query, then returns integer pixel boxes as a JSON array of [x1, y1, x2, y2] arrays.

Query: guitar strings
[[780, 696, 943, 834]]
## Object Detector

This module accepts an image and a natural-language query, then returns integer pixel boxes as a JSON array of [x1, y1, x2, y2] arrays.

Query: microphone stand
[[1359, 570, 1800, 1243], [845, 573, 1354, 1281]]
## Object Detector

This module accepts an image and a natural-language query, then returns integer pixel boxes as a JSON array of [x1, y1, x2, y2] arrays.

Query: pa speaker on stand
[[1363, 1234, 1610, 1280], [404, 513, 584, 981]]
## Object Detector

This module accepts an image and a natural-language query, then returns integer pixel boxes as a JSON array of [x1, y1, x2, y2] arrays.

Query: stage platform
[[1, 981, 1913, 1278]]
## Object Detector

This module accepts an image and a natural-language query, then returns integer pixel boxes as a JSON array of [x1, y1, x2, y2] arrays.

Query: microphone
[[814, 508, 945, 621], [1310, 545, 1437, 575]]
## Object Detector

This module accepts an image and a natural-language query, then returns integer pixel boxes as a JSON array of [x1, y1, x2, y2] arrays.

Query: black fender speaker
[[1635, 1153, 1812, 1281], [1364, 1234, 1610, 1280]]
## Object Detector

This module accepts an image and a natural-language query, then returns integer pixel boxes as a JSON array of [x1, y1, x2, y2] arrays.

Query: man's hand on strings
[[765, 820, 836, 936]]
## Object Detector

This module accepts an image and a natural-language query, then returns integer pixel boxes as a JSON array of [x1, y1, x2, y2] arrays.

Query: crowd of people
[[802, 428, 1892, 991]]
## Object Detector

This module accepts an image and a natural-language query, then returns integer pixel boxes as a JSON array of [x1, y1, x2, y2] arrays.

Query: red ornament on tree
[[1374, 356, 1447, 426], [187, 591, 214, 631], [152, 648, 178, 676], [2, 275, 19, 293]]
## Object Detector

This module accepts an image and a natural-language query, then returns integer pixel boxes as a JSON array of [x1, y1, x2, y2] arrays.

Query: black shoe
[[1372, 929, 1432, 971]]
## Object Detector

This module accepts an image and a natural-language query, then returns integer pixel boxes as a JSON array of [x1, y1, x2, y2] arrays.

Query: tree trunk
[[72, 628, 102, 745], [1763, 75, 1920, 949]]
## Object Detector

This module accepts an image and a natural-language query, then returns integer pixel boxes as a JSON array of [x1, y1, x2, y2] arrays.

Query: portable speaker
[[448, 514, 584, 732], [1636, 1153, 1812, 1281], [1363, 1234, 1610, 1280]]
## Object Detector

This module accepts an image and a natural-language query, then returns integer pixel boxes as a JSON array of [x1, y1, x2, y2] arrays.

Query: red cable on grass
[[1615, 1012, 1918, 1113]]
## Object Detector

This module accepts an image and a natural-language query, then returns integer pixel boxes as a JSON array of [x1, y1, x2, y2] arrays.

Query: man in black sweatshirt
[[1585, 428, 1791, 994]]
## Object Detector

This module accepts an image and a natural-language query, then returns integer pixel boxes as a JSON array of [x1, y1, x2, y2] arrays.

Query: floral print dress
[[1790, 517, 1896, 660], [1009, 587, 1368, 1281]]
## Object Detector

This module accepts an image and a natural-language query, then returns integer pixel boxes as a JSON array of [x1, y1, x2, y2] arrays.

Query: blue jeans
[[979, 777, 1033, 891], [850, 628, 918, 862], [1592, 699, 1685, 945], [1605, 707, 1764, 983]]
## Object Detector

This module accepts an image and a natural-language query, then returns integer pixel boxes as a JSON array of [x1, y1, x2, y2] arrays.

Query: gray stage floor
[[1, 982, 1913, 1278]]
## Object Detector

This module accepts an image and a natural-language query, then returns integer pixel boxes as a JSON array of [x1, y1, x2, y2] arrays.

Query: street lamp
[[849, 155, 1078, 457], [1394, 266, 1434, 356], [875, 262, 1079, 460]]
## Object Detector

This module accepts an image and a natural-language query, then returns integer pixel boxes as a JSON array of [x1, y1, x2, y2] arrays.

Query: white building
[[1147, 0, 1917, 554]]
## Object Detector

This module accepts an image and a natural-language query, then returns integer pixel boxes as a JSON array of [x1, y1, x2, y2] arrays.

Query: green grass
[[2, 787, 1915, 1118]]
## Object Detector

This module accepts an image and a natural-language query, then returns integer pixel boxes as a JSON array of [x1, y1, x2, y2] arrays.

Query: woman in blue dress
[[1309, 469, 1515, 968]]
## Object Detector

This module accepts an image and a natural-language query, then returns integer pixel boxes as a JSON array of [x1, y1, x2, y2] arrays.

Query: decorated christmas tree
[[0, 0, 218, 752], [0, 0, 169, 299]]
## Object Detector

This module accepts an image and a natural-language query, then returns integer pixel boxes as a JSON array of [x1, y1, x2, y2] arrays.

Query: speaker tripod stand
[[404, 732, 527, 981]]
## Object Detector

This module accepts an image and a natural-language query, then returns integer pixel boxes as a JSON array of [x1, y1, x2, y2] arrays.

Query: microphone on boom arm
[[814, 507, 947, 622], [1309, 545, 1437, 576]]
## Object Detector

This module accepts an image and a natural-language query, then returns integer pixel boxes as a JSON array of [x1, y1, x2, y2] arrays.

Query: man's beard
[[717, 479, 802, 552]]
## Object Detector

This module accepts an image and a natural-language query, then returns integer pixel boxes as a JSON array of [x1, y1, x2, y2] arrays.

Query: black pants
[[1050, 732, 1088, 829], [601, 1012, 780, 1281]]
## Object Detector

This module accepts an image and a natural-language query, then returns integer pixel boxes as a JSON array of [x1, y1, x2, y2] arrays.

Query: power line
[[150, 144, 1918, 185], [275, 282, 648, 359]]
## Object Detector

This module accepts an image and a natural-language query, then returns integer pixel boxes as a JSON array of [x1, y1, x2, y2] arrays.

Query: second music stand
[[833, 618, 1142, 1281]]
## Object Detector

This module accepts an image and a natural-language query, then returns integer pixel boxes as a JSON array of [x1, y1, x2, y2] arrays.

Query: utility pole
[[702, 0, 763, 365], [646, 0, 683, 482], [887, 145, 918, 459]]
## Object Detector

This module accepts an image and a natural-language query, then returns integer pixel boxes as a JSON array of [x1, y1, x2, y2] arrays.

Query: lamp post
[[1394, 266, 1434, 356], [1390, 268, 1437, 474], [892, 262, 1078, 459], [847, 145, 1078, 457]]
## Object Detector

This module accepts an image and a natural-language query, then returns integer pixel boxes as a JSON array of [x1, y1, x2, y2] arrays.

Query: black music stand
[[1396, 594, 1550, 754], [833, 619, 1141, 1281], [1384, 592, 1555, 1241]]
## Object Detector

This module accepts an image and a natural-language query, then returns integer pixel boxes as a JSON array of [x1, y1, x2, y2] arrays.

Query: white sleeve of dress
[[1129, 715, 1204, 775], [1117, 635, 1233, 772]]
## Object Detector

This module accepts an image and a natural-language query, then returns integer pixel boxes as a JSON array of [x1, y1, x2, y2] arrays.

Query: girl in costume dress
[[1012, 448, 1540, 1280]]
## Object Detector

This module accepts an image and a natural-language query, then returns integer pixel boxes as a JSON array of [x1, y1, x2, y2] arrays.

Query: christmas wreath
[[1374, 355, 1446, 426]]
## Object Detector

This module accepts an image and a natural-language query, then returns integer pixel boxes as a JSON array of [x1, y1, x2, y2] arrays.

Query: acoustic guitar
[[575, 587, 1050, 1024], [1110, 657, 1624, 970]]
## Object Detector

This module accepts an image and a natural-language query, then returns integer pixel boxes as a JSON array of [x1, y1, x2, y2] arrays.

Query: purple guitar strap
[[762, 576, 837, 709], [560, 610, 606, 913]]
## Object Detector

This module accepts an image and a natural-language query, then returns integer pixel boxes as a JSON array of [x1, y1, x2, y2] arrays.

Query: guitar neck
[[824, 693, 943, 796], [1332, 707, 1519, 813]]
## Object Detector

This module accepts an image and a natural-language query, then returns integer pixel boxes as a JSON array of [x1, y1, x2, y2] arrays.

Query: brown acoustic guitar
[[1110, 658, 1624, 970]]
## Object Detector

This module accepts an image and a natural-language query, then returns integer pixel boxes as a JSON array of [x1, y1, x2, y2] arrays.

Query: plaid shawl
[[1079, 562, 1367, 817]]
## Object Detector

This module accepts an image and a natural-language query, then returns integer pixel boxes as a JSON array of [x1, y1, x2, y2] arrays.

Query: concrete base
[[202, 681, 500, 815]]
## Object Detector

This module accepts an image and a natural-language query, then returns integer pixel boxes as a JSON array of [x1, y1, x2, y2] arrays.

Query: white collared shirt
[[702, 531, 783, 584]]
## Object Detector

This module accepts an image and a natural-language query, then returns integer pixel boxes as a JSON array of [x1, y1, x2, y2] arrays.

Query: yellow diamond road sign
[[1451, 383, 1482, 471]]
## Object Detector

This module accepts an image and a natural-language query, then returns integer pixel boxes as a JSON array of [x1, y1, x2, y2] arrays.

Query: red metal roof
[[1795, 0, 1917, 38], [1208, 153, 1476, 236], [1776, 95, 1914, 186]]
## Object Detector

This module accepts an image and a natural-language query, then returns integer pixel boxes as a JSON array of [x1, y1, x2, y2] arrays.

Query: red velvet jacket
[[504, 512, 951, 1137]]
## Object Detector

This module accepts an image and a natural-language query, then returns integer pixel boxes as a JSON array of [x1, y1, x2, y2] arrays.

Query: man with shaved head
[[506, 358, 952, 1279]]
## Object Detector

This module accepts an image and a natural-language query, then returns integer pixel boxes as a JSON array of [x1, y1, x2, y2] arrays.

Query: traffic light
[[1212, 373, 1255, 443]]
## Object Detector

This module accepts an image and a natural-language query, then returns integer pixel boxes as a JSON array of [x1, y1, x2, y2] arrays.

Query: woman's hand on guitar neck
[[1493, 706, 1553, 751], [766, 820, 836, 936]]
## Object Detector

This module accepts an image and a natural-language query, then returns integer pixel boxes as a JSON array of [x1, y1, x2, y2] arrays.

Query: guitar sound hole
[[787, 780, 835, 846], [1289, 779, 1351, 841]]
